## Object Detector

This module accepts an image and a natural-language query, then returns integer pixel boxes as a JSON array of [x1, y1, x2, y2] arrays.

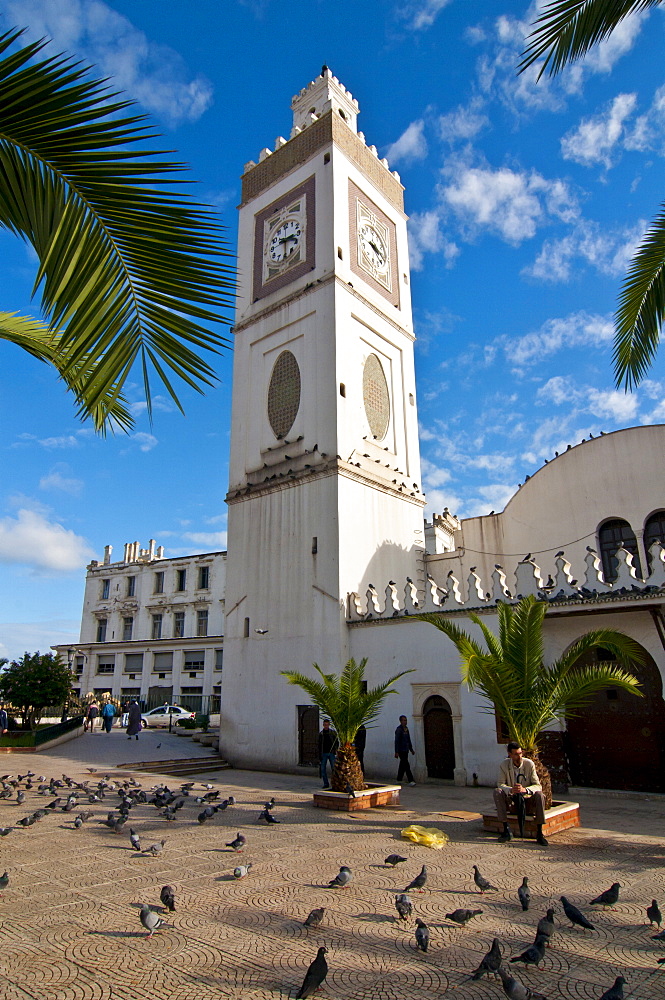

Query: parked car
[[140, 705, 195, 728]]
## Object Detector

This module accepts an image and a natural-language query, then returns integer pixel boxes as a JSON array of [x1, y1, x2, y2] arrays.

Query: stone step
[[116, 756, 231, 776]]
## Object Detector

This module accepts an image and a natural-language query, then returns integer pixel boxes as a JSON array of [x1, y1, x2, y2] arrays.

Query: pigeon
[[263, 798, 276, 811], [344, 782, 356, 798], [143, 840, 166, 857], [16, 791, 25, 805], [518, 877, 530, 911], [73, 816, 83, 829], [328, 865, 352, 888], [445, 908, 482, 926], [0, 828, 12, 836], [257, 808, 280, 824], [296, 946, 328, 999], [590, 883, 621, 909], [510, 933, 548, 968], [17, 815, 36, 827], [471, 937, 502, 979], [198, 807, 216, 824], [599, 976, 626, 1000], [303, 907, 325, 928], [384, 854, 407, 867], [139, 903, 165, 938], [560, 896, 595, 930], [226, 833, 246, 852], [652, 929, 665, 940], [395, 893, 413, 920], [647, 900, 662, 928], [404, 865, 427, 892], [498, 966, 546, 1000], [233, 864, 252, 879], [0, 871, 8, 893], [216, 799, 229, 812], [227, 796, 236, 805], [536, 908, 555, 945], [473, 865, 498, 893], [415, 917, 429, 952], [160, 885, 176, 911], [45, 798, 61, 810]]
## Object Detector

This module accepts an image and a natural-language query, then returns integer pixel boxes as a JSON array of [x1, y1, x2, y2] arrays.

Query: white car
[[140, 705, 195, 728]]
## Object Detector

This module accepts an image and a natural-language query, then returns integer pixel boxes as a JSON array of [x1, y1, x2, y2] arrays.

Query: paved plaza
[[0, 727, 664, 999]]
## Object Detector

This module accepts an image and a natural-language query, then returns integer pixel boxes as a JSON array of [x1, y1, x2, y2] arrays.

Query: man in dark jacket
[[318, 719, 338, 789], [394, 715, 416, 785]]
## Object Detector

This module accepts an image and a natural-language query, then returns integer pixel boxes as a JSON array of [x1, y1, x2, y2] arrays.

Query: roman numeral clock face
[[357, 203, 392, 291], [263, 198, 306, 282]]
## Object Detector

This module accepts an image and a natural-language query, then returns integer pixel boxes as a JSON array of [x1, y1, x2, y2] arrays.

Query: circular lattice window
[[363, 353, 390, 440], [267, 350, 301, 439]]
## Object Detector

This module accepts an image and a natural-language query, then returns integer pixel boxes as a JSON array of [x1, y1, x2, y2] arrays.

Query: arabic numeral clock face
[[269, 218, 302, 264]]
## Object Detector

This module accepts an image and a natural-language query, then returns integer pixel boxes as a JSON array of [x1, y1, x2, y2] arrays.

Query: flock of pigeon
[[0, 768, 662, 998]]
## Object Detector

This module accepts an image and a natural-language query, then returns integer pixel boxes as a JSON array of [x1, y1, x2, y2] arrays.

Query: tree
[[0, 28, 234, 433], [0, 651, 73, 729], [519, 0, 665, 389], [281, 658, 414, 792], [417, 596, 643, 806]]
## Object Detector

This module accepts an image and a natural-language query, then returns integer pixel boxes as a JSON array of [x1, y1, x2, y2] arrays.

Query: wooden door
[[298, 705, 319, 766], [423, 696, 455, 779]]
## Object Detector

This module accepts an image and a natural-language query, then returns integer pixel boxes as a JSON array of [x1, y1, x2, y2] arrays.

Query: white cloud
[[385, 119, 428, 166], [39, 464, 84, 496], [403, 0, 454, 31], [181, 531, 227, 549], [128, 395, 175, 418], [561, 93, 637, 168], [438, 100, 488, 142], [0, 509, 94, 571], [440, 160, 578, 244], [408, 210, 458, 271], [625, 83, 665, 152], [587, 388, 638, 422], [130, 432, 158, 452], [7, 0, 213, 126], [526, 219, 645, 282], [582, 9, 649, 75], [420, 456, 452, 489], [465, 483, 516, 518], [0, 619, 81, 661], [508, 311, 614, 367]]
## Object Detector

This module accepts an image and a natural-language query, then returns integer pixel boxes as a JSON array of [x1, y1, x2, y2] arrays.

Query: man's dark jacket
[[318, 728, 339, 757], [394, 725, 414, 754]]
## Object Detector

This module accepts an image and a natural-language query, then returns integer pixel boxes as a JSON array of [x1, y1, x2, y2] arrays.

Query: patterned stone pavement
[[0, 729, 663, 999]]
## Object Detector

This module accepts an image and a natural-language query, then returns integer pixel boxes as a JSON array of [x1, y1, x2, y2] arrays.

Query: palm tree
[[0, 28, 234, 433], [519, 0, 665, 390], [281, 658, 414, 792], [417, 596, 643, 806]]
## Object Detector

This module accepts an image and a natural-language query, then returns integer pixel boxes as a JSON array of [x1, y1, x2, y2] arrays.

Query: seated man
[[493, 741, 548, 846]]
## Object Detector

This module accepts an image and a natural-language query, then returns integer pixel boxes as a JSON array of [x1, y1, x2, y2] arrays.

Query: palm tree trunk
[[332, 743, 365, 792], [526, 745, 552, 809]]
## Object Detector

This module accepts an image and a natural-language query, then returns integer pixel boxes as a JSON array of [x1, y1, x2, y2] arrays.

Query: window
[[151, 614, 162, 640], [214, 648, 223, 671], [124, 653, 143, 674], [197, 609, 208, 637], [97, 658, 115, 674], [153, 652, 173, 672], [127, 576, 136, 597], [154, 571, 164, 594], [123, 617, 134, 641], [176, 569, 187, 591], [598, 518, 642, 581], [184, 651, 205, 671], [174, 611, 185, 638], [645, 510, 665, 572], [101, 579, 110, 600], [96, 619, 107, 643], [198, 565, 209, 589], [75, 656, 85, 676], [121, 687, 141, 700]]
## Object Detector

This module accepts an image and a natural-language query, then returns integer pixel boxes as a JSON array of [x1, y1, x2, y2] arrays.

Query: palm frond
[[519, 0, 661, 78], [0, 28, 235, 431], [614, 205, 665, 388], [549, 661, 643, 715]]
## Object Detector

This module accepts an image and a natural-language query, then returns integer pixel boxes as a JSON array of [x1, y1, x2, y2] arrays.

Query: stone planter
[[482, 800, 580, 839], [313, 783, 401, 811]]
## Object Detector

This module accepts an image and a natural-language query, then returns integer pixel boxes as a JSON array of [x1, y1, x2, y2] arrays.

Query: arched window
[[598, 518, 641, 582], [644, 510, 665, 572]]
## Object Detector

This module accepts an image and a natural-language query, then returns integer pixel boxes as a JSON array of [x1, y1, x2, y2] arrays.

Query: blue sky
[[1, 0, 664, 660]]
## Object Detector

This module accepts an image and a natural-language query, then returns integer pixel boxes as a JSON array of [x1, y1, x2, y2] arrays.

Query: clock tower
[[221, 69, 426, 770]]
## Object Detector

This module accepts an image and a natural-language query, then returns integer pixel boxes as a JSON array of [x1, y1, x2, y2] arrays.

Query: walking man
[[101, 700, 116, 733], [0, 703, 8, 735], [395, 715, 416, 785], [318, 719, 338, 789]]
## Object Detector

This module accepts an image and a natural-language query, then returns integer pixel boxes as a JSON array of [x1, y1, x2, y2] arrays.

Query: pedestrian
[[394, 715, 416, 785], [354, 724, 366, 773], [85, 700, 99, 733], [318, 719, 338, 789], [126, 699, 142, 741], [121, 700, 130, 727], [0, 703, 8, 735], [101, 700, 116, 734]]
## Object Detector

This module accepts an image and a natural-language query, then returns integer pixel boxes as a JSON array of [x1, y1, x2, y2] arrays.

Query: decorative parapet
[[346, 542, 665, 621]]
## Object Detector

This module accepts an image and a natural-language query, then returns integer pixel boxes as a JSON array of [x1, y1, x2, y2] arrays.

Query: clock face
[[359, 223, 388, 272], [269, 218, 302, 264]]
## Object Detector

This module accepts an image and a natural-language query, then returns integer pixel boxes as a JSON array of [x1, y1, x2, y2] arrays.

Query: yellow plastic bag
[[400, 824, 449, 849]]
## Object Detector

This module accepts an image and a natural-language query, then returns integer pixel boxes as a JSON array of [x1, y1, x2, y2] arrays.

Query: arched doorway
[[423, 695, 455, 779], [566, 643, 665, 792]]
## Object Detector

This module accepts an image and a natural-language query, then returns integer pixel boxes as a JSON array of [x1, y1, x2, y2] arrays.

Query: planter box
[[313, 783, 401, 811], [483, 800, 580, 839]]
